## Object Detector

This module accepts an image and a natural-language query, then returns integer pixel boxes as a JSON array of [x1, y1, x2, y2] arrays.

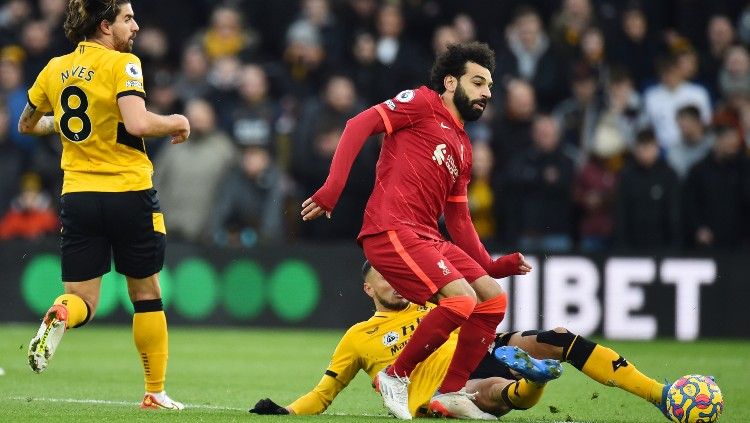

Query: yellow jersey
[[288, 303, 457, 416], [27, 41, 151, 194]]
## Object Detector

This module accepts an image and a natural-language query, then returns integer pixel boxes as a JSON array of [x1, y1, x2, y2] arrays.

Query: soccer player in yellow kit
[[19, 0, 189, 410], [251, 261, 671, 419]]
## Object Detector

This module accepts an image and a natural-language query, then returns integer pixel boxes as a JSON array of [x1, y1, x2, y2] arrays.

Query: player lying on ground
[[250, 261, 672, 419]]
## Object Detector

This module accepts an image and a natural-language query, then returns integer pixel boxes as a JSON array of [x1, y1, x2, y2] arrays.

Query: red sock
[[439, 294, 507, 393], [389, 296, 475, 377]]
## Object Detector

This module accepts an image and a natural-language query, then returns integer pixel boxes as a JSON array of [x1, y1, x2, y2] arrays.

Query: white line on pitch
[[10, 396, 246, 411]]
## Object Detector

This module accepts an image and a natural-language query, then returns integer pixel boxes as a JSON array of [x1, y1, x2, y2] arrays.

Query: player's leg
[[438, 245, 507, 395], [126, 274, 182, 410], [465, 376, 549, 417], [110, 189, 182, 410], [502, 328, 665, 405], [28, 192, 109, 373], [364, 230, 476, 419]]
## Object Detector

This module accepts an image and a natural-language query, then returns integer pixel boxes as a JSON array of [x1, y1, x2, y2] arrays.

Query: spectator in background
[[0, 0, 32, 45], [643, 54, 711, 149], [718, 44, 750, 100], [554, 63, 601, 163], [592, 67, 641, 152], [292, 118, 377, 241], [505, 114, 575, 252], [0, 103, 21, 215], [228, 64, 280, 150], [20, 21, 53, 86], [373, 4, 426, 95], [38, 0, 68, 55], [700, 15, 736, 97], [154, 99, 236, 243], [210, 138, 290, 247], [616, 129, 681, 249], [574, 125, 625, 252], [199, 6, 259, 62], [348, 31, 385, 105], [294, 75, 363, 172], [492, 79, 536, 173], [296, 0, 345, 69], [173, 44, 212, 103], [667, 105, 714, 180], [0, 172, 58, 240], [453, 13, 477, 44], [206, 56, 242, 118], [432, 25, 461, 57], [683, 125, 750, 249], [550, 0, 594, 60], [577, 26, 609, 84], [611, 5, 659, 90], [496, 6, 565, 108], [468, 142, 496, 241], [1, 48, 36, 168], [282, 19, 328, 99]]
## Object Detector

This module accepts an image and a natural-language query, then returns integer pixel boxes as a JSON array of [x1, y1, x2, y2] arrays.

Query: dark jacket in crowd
[[683, 153, 750, 248], [504, 146, 575, 242], [615, 160, 681, 249]]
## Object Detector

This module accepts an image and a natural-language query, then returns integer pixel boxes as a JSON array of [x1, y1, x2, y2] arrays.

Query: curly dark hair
[[429, 42, 496, 94], [64, 0, 130, 44]]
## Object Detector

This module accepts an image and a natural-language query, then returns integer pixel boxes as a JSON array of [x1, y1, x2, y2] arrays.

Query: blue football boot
[[492, 345, 563, 383]]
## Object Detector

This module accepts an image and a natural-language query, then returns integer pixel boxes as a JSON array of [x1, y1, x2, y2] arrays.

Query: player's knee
[[438, 294, 477, 319], [536, 328, 577, 360]]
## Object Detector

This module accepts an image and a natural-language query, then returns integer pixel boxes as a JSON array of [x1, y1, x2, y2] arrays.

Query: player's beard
[[114, 33, 134, 53], [377, 293, 409, 311], [454, 83, 486, 122]]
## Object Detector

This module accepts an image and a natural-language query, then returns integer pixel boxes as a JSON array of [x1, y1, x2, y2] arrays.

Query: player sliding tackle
[[302, 41, 528, 420], [250, 262, 672, 420]]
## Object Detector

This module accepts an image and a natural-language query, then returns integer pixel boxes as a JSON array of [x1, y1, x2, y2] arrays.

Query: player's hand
[[169, 114, 190, 144], [487, 252, 532, 278], [249, 398, 290, 415], [301, 197, 331, 221]]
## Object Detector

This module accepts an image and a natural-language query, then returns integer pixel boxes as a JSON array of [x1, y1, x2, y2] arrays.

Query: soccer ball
[[666, 374, 724, 423]]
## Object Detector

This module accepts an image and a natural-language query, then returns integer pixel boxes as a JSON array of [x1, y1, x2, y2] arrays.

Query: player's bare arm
[[117, 95, 190, 144], [18, 102, 56, 136]]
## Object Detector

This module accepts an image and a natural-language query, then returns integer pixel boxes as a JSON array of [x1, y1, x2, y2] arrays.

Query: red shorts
[[361, 229, 488, 305]]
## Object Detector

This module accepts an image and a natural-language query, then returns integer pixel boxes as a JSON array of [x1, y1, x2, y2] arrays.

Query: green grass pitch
[[0, 324, 747, 422]]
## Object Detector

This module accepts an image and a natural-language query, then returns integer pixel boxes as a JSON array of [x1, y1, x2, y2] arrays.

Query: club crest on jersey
[[396, 89, 415, 103], [437, 260, 451, 275], [125, 62, 142, 78], [382, 331, 400, 347]]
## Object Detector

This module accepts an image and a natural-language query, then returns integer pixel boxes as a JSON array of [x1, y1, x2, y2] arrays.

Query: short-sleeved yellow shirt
[[288, 303, 457, 416], [27, 41, 152, 194]]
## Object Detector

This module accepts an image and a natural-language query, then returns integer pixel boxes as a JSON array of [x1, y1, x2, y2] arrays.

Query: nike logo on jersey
[[440, 122, 450, 129]]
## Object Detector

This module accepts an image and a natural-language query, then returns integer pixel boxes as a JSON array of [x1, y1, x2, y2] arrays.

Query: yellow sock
[[580, 345, 664, 403], [133, 299, 168, 393], [53, 294, 89, 328], [500, 379, 546, 410]]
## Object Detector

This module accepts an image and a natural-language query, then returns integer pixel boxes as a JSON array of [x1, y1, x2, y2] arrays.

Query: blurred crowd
[[2, 0, 750, 253]]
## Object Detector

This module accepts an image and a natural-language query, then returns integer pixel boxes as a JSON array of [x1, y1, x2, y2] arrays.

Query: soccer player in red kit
[[301, 42, 529, 420]]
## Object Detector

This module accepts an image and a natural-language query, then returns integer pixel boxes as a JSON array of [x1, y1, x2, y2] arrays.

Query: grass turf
[[0, 324, 747, 422]]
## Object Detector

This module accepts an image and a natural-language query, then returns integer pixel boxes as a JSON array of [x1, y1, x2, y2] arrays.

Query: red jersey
[[360, 86, 472, 241]]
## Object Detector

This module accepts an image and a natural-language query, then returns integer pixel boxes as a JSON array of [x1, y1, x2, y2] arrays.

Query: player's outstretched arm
[[249, 398, 290, 415], [18, 103, 56, 136], [301, 107, 385, 220], [444, 200, 531, 278], [117, 95, 190, 144]]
